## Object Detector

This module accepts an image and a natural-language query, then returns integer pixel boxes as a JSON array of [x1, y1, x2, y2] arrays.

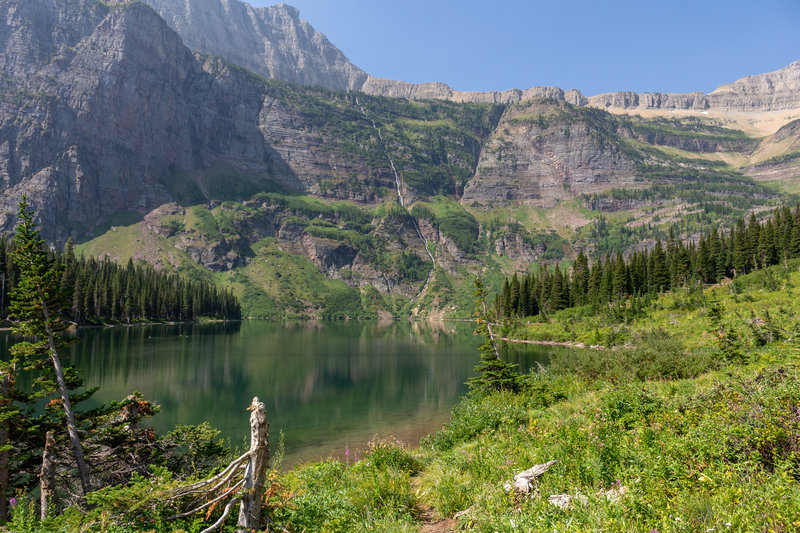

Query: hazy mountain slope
[[742, 119, 800, 192], [0, 0, 289, 242], [142, 0, 368, 91], [134, 0, 800, 120]]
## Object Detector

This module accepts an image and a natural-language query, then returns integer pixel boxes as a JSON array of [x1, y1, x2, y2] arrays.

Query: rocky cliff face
[[0, 0, 196, 241], [708, 61, 800, 111], [359, 77, 587, 106], [142, 0, 368, 92], [0, 0, 398, 242], [587, 62, 800, 113], [393, 61, 800, 113], [463, 100, 639, 207]]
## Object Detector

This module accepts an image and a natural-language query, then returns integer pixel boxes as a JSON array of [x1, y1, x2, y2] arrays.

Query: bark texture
[[237, 397, 269, 532]]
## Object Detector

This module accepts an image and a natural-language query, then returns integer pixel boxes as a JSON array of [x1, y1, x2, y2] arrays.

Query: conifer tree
[[571, 250, 589, 306], [519, 277, 530, 317], [8, 196, 91, 500], [468, 275, 519, 393], [509, 274, 520, 317], [612, 250, 628, 298], [649, 240, 669, 293]]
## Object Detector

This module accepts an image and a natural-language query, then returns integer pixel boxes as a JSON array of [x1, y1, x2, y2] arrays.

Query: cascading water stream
[[356, 97, 436, 304]]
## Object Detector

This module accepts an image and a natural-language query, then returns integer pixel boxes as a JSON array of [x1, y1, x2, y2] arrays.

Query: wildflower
[[8, 497, 16, 507]]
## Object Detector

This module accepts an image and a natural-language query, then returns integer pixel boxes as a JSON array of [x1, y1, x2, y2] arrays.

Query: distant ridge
[[142, 0, 800, 112]]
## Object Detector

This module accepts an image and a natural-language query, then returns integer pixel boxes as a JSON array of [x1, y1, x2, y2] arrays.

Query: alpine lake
[[3, 320, 570, 467]]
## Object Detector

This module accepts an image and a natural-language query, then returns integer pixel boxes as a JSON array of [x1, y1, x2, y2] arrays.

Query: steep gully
[[355, 98, 436, 305]]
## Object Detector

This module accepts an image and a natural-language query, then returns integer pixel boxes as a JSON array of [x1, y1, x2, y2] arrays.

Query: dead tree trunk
[[40, 431, 56, 520], [0, 372, 10, 523], [42, 302, 91, 500], [237, 397, 269, 532]]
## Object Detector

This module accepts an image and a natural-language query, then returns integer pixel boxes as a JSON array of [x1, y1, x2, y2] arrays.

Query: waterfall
[[356, 97, 436, 305]]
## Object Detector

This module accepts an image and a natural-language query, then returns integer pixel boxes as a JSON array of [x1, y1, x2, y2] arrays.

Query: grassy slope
[[266, 263, 800, 532]]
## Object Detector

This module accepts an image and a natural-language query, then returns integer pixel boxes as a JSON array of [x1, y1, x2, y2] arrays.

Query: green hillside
[[75, 82, 800, 317]]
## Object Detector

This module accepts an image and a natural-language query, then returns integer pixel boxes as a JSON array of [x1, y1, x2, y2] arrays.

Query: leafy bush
[[550, 329, 715, 381], [363, 438, 422, 475], [322, 287, 365, 319], [423, 391, 529, 452]]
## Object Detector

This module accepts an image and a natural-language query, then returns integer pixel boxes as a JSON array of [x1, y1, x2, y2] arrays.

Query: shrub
[[550, 329, 715, 382], [423, 391, 529, 452]]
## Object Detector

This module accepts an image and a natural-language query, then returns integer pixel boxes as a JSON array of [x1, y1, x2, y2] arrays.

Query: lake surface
[[5, 320, 561, 466]]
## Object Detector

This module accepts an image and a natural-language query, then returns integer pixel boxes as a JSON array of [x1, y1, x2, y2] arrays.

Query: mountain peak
[[269, 3, 300, 18], [141, 0, 368, 91]]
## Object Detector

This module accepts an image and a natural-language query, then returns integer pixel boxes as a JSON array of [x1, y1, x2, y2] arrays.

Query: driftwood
[[503, 460, 558, 495], [548, 486, 627, 509]]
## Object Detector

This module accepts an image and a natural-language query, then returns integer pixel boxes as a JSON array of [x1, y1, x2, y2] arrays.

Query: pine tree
[[509, 274, 521, 317], [519, 276, 530, 317], [649, 240, 669, 293], [571, 250, 589, 306], [8, 196, 91, 500], [612, 250, 628, 298], [501, 279, 511, 318], [468, 275, 519, 393]]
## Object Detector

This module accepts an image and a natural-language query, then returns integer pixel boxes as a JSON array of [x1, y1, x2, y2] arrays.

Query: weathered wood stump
[[237, 396, 269, 532]]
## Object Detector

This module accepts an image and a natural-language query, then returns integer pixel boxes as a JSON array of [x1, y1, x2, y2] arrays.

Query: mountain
[[139, 0, 800, 113], [142, 0, 368, 92], [1, 0, 799, 317]]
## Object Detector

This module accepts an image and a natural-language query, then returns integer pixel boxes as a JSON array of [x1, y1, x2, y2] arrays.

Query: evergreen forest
[[495, 205, 800, 319], [0, 236, 241, 325]]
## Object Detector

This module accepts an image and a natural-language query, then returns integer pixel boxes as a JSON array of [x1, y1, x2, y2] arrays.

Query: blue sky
[[250, 0, 800, 96]]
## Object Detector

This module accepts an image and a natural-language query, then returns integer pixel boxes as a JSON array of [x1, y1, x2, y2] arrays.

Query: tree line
[[497, 204, 800, 318], [0, 236, 241, 324]]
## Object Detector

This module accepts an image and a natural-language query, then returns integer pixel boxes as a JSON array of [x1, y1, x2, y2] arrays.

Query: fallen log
[[503, 460, 558, 495]]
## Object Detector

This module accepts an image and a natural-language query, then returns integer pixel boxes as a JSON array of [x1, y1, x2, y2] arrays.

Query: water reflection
[[3, 320, 560, 466]]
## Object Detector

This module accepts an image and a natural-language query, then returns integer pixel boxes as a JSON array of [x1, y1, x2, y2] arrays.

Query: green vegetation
[[496, 205, 800, 321], [0, 237, 240, 325], [9, 186, 800, 531], [11, 256, 800, 531], [355, 95, 504, 196], [755, 149, 800, 167], [411, 196, 480, 253]]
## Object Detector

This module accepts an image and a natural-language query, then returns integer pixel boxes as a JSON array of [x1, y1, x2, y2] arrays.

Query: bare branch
[[173, 451, 250, 494], [165, 479, 244, 521], [199, 496, 240, 533]]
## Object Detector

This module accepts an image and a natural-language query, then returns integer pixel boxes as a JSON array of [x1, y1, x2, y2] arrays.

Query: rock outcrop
[[359, 76, 584, 105], [463, 100, 638, 207], [708, 61, 800, 111], [586, 62, 800, 113]]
